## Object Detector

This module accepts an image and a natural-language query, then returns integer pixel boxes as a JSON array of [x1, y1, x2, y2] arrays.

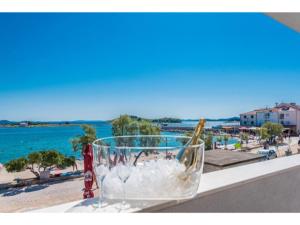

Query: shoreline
[[0, 124, 79, 128]]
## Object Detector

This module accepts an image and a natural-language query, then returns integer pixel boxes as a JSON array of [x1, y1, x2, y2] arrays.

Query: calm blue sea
[[0, 121, 112, 164], [0, 121, 238, 164]]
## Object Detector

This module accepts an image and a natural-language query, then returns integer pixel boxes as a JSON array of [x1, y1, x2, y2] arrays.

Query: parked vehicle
[[258, 148, 277, 160]]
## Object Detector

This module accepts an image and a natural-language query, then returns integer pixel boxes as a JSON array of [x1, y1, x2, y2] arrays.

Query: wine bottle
[[176, 119, 206, 171]]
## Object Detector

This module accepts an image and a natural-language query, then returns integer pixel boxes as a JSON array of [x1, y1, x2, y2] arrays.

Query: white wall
[[278, 108, 297, 126], [297, 110, 300, 134], [256, 111, 278, 126], [240, 114, 256, 126]]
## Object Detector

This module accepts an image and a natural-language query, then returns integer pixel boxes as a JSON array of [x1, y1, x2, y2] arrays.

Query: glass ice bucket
[[92, 135, 204, 200]]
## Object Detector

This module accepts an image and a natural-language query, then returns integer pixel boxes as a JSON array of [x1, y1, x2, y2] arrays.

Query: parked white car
[[258, 148, 277, 160]]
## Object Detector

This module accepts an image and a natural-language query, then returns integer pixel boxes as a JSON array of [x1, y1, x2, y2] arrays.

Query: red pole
[[83, 144, 95, 199]]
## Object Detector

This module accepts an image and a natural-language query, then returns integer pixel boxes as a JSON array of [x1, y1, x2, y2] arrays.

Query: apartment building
[[240, 103, 300, 135]]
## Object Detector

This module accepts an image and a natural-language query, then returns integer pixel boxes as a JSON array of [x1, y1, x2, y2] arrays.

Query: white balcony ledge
[[31, 154, 300, 213]]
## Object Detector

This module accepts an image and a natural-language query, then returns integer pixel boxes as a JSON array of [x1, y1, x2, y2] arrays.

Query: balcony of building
[[31, 153, 300, 213]]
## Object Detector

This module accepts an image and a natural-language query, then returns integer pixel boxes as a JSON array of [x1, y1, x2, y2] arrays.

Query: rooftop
[[204, 150, 264, 167], [241, 102, 300, 115]]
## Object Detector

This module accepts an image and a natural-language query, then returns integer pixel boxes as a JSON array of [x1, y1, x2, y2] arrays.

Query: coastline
[[0, 124, 79, 128]]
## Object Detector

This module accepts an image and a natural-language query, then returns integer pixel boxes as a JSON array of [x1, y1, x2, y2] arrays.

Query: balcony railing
[[30, 154, 300, 213]]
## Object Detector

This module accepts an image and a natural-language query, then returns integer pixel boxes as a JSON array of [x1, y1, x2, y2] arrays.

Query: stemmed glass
[[93, 145, 110, 208], [115, 147, 132, 210]]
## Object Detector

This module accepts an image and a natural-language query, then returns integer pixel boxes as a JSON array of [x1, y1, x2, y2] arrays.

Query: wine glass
[[115, 148, 132, 210], [93, 145, 110, 208]]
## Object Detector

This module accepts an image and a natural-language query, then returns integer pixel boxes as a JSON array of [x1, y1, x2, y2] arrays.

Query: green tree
[[203, 132, 213, 151], [112, 115, 133, 136], [178, 131, 212, 151], [112, 115, 161, 147], [5, 157, 28, 173], [5, 150, 76, 179], [139, 120, 160, 148], [59, 156, 78, 171], [262, 122, 283, 144], [39, 150, 64, 171], [240, 132, 249, 150], [71, 124, 97, 153], [112, 115, 138, 146], [262, 122, 284, 137], [223, 135, 229, 150], [259, 128, 268, 140], [258, 127, 269, 143], [27, 152, 42, 177], [112, 116, 161, 165]]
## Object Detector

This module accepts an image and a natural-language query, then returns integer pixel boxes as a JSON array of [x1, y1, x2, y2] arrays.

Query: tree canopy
[[112, 115, 161, 147], [5, 150, 77, 178], [262, 122, 284, 137], [5, 157, 28, 173], [71, 124, 97, 152]]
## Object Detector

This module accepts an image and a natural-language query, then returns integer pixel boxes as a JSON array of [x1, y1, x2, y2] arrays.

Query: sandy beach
[[0, 160, 84, 185]]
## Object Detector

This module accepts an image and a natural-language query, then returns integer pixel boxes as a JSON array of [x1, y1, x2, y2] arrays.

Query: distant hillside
[[0, 120, 17, 125]]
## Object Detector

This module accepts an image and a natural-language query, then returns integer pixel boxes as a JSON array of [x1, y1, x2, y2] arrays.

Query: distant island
[[0, 116, 240, 128], [0, 120, 77, 128], [152, 117, 182, 123], [106, 115, 181, 123]]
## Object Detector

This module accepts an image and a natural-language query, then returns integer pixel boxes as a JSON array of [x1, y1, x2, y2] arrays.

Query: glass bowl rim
[[92, 135, 204, 150]]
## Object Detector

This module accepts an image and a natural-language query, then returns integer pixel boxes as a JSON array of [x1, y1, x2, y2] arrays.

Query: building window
[[280, 114, 284, 119], [251, 115, 254, 119], [251, 121, 254, 125], [244, 115, 247, 119], [265, 113, 270, 119]]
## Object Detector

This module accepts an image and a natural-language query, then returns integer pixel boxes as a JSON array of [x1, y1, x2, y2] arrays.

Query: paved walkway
[[0, 161, 84, 185], [0, 177, 98, 212], [250, 137, 300, 157]]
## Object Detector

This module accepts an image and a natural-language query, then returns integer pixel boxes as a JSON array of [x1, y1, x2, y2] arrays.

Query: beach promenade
[[0, 161, 88, 212], [249, 137, 300, 156], [0, 176, 98, 213]]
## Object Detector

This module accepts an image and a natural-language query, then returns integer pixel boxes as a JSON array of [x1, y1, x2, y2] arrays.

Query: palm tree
[[240, 132, 249, 150], [223, 135, 229, 150]]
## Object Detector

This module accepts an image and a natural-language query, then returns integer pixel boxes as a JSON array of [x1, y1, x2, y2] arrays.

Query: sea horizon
[[0, 116, 240, 124]]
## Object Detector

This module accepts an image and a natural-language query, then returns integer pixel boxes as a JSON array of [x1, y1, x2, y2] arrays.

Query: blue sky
[[1, 13, 300, 121]]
